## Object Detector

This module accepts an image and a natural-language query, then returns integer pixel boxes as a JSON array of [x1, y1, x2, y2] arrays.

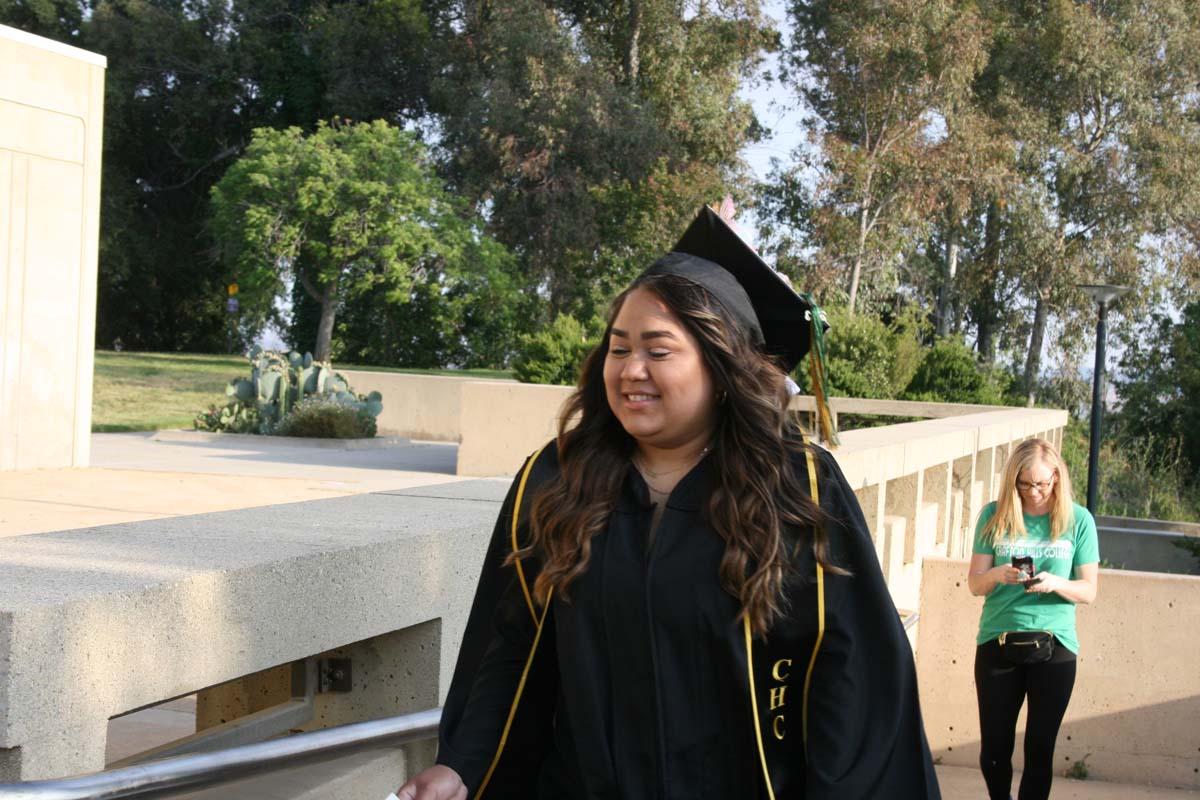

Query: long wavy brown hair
[[515, 271, 842, 637]]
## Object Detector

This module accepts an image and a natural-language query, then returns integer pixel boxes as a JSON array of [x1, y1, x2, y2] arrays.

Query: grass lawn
[[92, 351, 515, 432], [92, 351, 247, 432], [337, 363, 513, 381]]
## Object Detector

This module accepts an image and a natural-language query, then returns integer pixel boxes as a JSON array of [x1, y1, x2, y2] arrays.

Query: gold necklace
[[634, 445, 711, 494]]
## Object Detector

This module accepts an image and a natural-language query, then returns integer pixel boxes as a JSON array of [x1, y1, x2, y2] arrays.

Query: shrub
[[512, 314, 600, 385], [1112, 302, 1200, 480], [1174, 538, 1200, 569], [274, 396, 378, 439], [903, 337, 1009, 405], [1060, 419, 1200, 523], [1065, 756, 1090, 780], [815, 307, 925, 399]]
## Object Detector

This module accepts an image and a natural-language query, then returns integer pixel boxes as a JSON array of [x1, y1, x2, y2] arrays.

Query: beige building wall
[[0, 25, 105, 470], [917, 556, 1200, 788]]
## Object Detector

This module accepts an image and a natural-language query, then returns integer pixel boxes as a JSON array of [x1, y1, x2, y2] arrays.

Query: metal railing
[[0, 608, 922, 799], [0, 709, 441, 800]]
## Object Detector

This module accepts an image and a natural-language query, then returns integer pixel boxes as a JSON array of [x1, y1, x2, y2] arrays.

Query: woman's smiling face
[[603, 287, 718, 452]]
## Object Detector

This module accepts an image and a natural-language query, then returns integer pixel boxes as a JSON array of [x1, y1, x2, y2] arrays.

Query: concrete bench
[[0, 479, 509, 782]]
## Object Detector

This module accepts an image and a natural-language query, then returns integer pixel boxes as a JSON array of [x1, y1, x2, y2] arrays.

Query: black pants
[[974, 638, 1077, 800]]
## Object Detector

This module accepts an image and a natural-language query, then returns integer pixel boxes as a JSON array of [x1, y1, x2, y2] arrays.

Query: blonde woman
[[967, 438, 1099, 800]]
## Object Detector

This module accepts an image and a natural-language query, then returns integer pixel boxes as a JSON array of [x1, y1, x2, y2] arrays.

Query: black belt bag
[[997, 630, 1055, 665]]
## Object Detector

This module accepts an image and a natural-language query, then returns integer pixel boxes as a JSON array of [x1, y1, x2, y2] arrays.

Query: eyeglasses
[[1016, 477, 1055, 493]]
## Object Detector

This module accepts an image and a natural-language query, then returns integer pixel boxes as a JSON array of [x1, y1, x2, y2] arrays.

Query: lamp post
[[1078, 284, 1132, 513]]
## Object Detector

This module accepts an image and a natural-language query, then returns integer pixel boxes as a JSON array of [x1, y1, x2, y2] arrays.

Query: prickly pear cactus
[[201, 349, 385, 436]]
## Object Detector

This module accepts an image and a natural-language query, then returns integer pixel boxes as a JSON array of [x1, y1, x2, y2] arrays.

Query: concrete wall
[[338, 370, 574, 475], [339, 370, 494, 443], [917, 556, 1200, 788], [457, 380, 574, 474], [0, 380, 1069, 785], [1095, 515, 1200, 575], [0, 483, 505, 780], [0, 25, 105, 471]]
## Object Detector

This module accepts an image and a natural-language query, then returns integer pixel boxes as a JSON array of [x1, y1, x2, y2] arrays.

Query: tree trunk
[[300, 272, 339, 362], [936, 228, 959, 337], [314, 295, 337, 363], [623, 0, 641, 83], [975, 200, 1002, 364], [848, 204, 869, 314], [1022, 276, 1050, 407], [976, 310, 995, 363]]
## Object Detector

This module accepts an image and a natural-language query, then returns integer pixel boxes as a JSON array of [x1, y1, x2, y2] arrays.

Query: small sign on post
[[227, 297, 239, 312]]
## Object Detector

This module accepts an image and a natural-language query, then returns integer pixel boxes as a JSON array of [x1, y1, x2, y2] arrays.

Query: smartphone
[[1011, 555, 1034, 579]]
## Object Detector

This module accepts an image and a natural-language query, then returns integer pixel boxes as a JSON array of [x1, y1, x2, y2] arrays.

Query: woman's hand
[[1024, 565, 1099, 603], [395, 765, 467, 800], [1023, 571, 1057, 593], [967, 554, 1029, 596], [1023, 571, 1063, 593], [992, 565, 1027, 586]]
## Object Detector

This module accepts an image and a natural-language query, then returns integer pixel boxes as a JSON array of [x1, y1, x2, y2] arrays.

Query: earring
[[717, 390, 728, 405]]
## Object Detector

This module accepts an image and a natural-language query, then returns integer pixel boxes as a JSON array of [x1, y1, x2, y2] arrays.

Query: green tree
[[1112, 302, 1200, 482], [210, 120, 515, 362], [2, 0, 436, 351], [333, 254, 526, 369], [971, 0, 1200, 401], [81, 0, 249, 351], [431, 0, 773, 324], [773, 0, 989, 313], [0, 0, 86, 38]]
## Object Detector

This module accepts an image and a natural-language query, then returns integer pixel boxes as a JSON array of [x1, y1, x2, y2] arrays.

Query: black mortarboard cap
[[643, 205, 820, 373]]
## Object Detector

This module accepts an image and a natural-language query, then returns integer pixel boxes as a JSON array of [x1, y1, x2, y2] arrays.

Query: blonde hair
[[981, 438, 1075, 544]]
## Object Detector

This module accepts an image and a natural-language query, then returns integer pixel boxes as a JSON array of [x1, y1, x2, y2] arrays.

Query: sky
[[737, 0, 806, 231]]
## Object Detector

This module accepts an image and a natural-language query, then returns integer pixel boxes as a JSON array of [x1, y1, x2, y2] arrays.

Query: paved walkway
[[2, 433, 1195, 798], [1, 432, 466, 537], [935, 765, 1198, 798]]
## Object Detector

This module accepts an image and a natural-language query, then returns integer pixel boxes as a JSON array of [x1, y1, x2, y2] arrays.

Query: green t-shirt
[[972, 501, 1100, 654]]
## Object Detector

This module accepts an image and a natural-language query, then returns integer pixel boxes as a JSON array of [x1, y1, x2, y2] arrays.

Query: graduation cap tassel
[[802, 295, 839, 447]]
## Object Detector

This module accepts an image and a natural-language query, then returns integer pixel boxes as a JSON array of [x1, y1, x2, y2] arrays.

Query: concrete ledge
[[339, 371, 515, 443], [0, 480, 509, 780], [917, 556, 1200, 789], [1097, 515, 1200, 537], [150, 430, 413, 450]]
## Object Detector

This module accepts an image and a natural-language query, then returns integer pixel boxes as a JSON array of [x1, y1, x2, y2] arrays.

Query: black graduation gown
[[436, 442, 942, 800]]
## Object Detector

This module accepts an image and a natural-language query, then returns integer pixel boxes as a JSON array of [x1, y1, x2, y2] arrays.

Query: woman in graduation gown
[[397, 206, 942, 800]]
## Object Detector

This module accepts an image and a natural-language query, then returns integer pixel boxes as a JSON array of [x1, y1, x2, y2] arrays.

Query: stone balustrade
[[344, 369, 1067, 613]]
